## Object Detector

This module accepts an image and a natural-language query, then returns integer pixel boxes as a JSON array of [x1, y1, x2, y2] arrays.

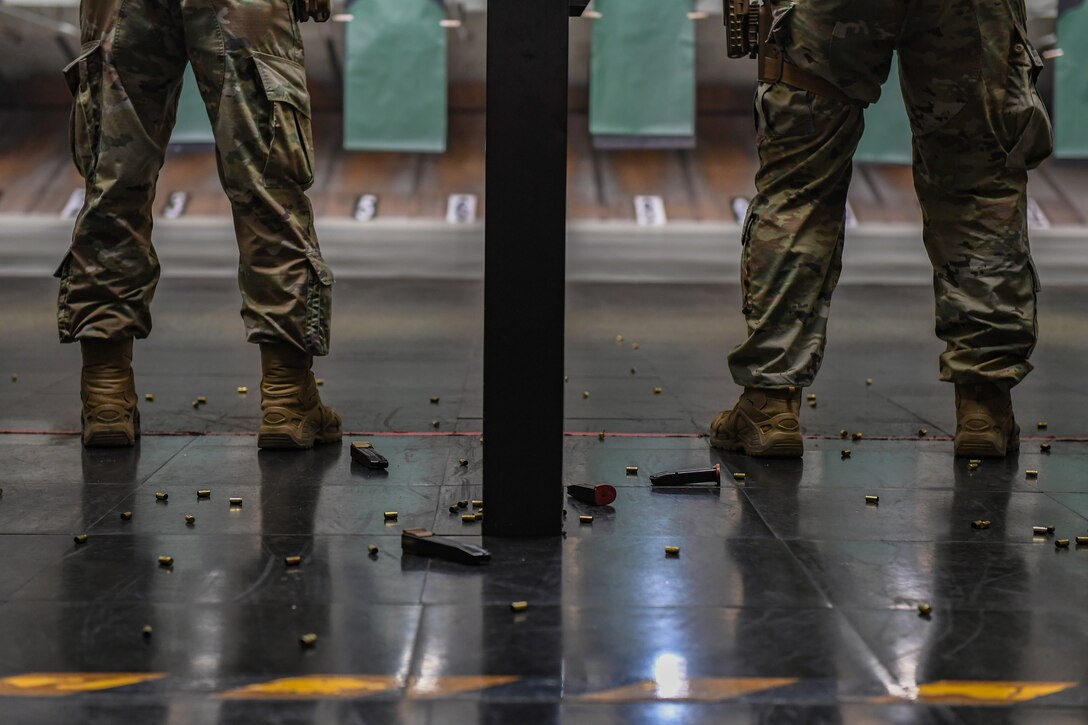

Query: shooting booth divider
[[344, 0, 449, 152], [171, 64, 215, 144], [589, 0, 696, 148], [853, 53, 913, 165], [1055, 2, 1088, 158], [482, 0, 589, 537]]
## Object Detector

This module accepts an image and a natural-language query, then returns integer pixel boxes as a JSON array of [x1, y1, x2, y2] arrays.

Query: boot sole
[[83, 429, 136, 448], [954, 435, 1021, 459], [257, 431, 343, 450], [709, 432, 804, 459]]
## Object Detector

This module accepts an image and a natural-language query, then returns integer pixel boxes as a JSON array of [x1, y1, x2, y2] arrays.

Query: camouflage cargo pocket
[[303, 252, 333, 356], [1001, 28, 1054, 170], [252, 52, 315, 189], [739, 207, 757, 314], [62, 40, 103, 181], [54, 250, 75, 338], [756, 83, 817, 140]]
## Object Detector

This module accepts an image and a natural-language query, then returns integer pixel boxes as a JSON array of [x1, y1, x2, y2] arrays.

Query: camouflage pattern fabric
[[57, 0, 333, 356], [729, 0, 1053, 389]]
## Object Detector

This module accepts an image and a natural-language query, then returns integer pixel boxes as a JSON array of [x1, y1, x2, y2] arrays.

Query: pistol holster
[[725, 0, 762, 59]]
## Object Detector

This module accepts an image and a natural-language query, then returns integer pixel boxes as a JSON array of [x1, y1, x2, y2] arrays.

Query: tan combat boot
[[709, 386, 803, 458], [954, 382, 1019, 458], [257, 343, 342, 450], [80, 338, 140, 448]]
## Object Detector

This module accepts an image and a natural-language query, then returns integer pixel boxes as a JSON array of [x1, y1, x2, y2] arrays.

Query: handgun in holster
[[724, 0, 860, 106], [725, 0, 764, 59], [294, 0, 331, 22]]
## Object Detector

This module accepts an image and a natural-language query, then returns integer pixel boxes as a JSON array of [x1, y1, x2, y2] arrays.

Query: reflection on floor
[[1, 277, 1087, 723]]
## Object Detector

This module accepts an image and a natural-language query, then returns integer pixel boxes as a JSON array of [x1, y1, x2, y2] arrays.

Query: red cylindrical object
[[566, 484, 617, 507]]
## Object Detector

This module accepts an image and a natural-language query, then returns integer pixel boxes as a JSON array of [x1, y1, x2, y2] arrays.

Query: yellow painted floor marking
[[915, 680, 1077, 705], [580, 677, 797, 702], [407, 675, 520, 699], [0, 673, 165, 696], [220, 676, 402, 699]]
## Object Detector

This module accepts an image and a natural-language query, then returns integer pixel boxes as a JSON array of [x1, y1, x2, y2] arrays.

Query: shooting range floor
[[1, 277, 1088, 723]]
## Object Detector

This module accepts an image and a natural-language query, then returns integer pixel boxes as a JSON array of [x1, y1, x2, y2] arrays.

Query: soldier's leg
[[900, 1, 1052, 456], [61, 2, 186, 446], [901, 1, 1049, 389], [183, 1, 340, 449], [58, 1, 187, 342], [726, 1, 904, 389], [182, 0, 332, 357], [724, 84, 860, 390], [714, 1, 903, 456]]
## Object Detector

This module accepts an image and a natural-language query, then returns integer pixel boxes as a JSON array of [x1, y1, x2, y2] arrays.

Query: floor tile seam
[[402, 587, 433, 676], [1040, 491, 1088, 524], [822, 604, 909, 698], [859, 390, 955, 437], [819, 604, 1088, 614], [731, 484, 818, 602], [736, 484, 1066, 491], [414, 601, 834, 611], [731, 482, 792, 535], [758, 519, 836, 612], [776, 536, 1085, 545], [66, 437, 206, 537], [1, 598, 836, 611]]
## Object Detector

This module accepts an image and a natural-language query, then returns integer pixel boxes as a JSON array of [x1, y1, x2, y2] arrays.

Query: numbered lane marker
[[161, 191, 189, 220], [731, 196, 750, 224], [1027, 198, 1050, 230], [61, 189, 86, 220], [634, 196, 667, 227], [446, 194, 478, 224], [844, 201, 859, 229], [354, 194, 380, 222]]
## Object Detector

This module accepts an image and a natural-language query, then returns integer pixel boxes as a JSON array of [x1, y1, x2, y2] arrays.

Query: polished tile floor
[[1, 277, 1086, 724]]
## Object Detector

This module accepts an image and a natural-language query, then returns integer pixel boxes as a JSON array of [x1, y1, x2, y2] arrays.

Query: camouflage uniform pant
[[57, 0, 333, 355], [728, 0, 1053, 389]]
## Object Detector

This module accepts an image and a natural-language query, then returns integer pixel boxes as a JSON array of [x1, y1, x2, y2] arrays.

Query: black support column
[[483, 1, 586, 537]]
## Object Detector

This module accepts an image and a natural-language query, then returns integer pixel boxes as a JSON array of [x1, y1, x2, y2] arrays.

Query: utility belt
[[725, 0, 862, 106], [294, 0, 331, 22]]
